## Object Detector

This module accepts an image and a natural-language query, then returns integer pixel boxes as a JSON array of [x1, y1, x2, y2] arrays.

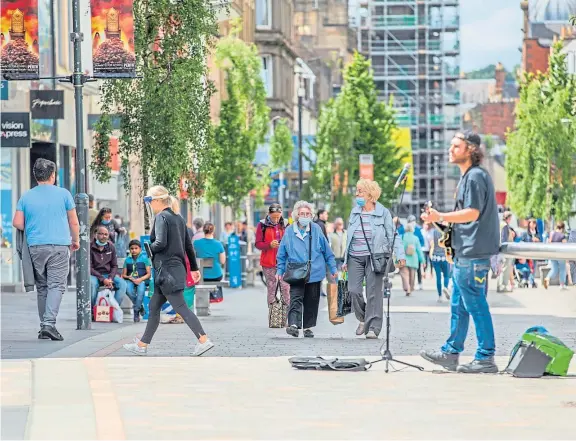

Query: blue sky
[[461, 0, 523, 72]]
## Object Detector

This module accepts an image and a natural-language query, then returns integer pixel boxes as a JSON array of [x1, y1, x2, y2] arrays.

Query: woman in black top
[[123, 186, 214, 356]]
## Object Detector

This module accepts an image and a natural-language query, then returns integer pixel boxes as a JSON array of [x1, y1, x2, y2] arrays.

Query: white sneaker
[[418, 283, 423, 291], [193, 339, 214, 356], [123, 338, 147, 356], [442, 287, 451, 300], [365, 331, 378, 339], [561, 285, 568, 291], [437, 297, 443, 303]]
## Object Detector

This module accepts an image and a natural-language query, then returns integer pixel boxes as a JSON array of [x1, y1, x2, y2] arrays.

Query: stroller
[[514, 259, 537, 289]]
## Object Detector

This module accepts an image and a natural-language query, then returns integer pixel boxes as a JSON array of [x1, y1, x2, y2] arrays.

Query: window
[[261, 56, 273, 98], [256, 0, 271, 28]]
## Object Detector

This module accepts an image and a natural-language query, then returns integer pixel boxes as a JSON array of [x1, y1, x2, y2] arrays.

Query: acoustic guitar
[[422, 201, 454, 264]]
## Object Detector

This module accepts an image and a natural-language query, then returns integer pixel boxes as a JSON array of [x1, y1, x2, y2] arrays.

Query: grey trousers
[[348, 255, 384, 336], [29, 245, 70, 327]]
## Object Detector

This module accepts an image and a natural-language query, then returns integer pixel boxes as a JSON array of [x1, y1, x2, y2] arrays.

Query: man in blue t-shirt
[[421, 131, 500, 374], [13, 158, 80, 341]]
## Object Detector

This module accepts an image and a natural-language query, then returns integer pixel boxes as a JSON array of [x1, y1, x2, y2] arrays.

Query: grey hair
[[33, 158, 56, 183], [405, 222, 415, 233], [193, 217, 204, 230], [291, 200, 315, 223]]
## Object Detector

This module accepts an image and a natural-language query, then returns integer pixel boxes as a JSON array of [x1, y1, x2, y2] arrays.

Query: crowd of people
[[12, 130, 575, 372]]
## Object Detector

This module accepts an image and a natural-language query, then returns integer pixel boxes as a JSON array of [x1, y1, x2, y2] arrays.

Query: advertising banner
[[1, 112, 30, 148], [392, 128, 414, 192], [90, 0, 136, 77], [227, 234, 242, 288], [30, 90, 64, 119], [359, 154, 374, 181], [0, 0, 40, 77]]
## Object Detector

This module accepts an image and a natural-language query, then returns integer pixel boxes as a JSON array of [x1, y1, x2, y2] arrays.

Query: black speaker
[[505, 342, 552, 378]]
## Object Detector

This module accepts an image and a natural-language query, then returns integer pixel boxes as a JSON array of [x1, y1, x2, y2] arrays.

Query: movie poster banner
[[91, 0, 136, 77], [0, 0, 40, 77]]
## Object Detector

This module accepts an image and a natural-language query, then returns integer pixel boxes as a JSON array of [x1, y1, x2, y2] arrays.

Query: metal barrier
[[499, 243, 576, 260]]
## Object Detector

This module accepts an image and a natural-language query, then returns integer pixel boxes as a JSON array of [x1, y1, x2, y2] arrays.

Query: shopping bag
[[107, 294, 123, 324], [268, 283, 288, 328], [327, 283, 344, 325], [337, 275, 352, 317], [93, 291, 113, 323], [209, 286, 224, 303]]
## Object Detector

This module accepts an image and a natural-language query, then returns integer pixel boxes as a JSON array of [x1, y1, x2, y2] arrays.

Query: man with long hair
[[421, 131, 500, 374]]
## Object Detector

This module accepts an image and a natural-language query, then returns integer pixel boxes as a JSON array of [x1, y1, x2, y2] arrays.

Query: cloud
[[461, 6, 523, 71]]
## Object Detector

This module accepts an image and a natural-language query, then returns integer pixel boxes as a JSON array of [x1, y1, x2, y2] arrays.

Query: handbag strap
[[307, 226, 312, 263], [359, 215, 376, 262], [275, 281, 284, 304]]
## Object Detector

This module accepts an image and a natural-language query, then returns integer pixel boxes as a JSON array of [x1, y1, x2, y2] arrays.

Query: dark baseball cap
[[456, 130, 481, 147]]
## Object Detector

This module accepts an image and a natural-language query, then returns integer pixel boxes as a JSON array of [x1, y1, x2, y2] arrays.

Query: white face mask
[[298, 217, 312, 227]]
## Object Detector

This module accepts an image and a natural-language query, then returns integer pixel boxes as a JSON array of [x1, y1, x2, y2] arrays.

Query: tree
[[269, 119, 293, 171], [466, 64, 515, 82], [91, 0, 218, 196], [205, 22, 269, 214], [311, 51, 403, 218], [506, 41, 576, 222]]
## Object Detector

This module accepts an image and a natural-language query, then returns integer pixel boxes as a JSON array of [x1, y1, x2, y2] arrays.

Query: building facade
[[352, 0, 461, 214]]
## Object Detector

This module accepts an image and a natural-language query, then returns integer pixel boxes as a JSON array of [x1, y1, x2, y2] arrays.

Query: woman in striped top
[[342, 179, 406, 339]]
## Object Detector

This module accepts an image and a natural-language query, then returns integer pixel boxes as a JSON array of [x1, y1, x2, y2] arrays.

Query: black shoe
[[133, 312, 140, 323], [139, 305, 145, 316], [456, 358, 499, 374], [40, 325, 64, 341], [420, 349, 458, 371], [303, 329, 314, 338], [38, 330, 50, 340], [286, 325, 299, 338]]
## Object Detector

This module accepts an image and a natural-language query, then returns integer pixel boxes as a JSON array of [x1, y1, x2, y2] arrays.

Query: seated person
[[515, 258, 535, 287], [90, 226, 126, 311], [193, 222, 226, 282], [122, 239, 151, 322]]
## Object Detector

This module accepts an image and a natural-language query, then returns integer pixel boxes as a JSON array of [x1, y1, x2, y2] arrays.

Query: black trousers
[[287, 281, 321, 329]]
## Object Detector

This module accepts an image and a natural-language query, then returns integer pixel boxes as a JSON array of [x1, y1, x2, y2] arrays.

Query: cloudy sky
[[461, 0, 523, 72]]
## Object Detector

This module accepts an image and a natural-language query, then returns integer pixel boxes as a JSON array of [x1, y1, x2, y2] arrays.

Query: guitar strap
[[453, 165, 477, 211]]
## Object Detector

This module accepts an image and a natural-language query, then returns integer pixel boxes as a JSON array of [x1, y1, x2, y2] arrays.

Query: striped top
[[431, 229, 448, 261], [349, 213, 373, 257]]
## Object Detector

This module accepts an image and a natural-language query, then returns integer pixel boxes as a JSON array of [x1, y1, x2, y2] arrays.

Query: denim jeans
[[125, 280, 147, 312], [431, 260, 450, 296], [441, 257, 495, 360], [548, 260, 567, 285], [90, 275, 127, 306]]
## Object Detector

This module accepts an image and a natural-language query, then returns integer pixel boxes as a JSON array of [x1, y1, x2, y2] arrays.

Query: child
[[122, 240, 151, 322], [515, 258, 535, 288]]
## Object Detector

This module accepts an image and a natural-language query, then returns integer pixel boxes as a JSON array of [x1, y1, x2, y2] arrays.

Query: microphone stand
[[377, 176, 424, 374]]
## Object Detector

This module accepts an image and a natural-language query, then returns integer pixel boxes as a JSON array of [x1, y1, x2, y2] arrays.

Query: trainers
[[133, 312, 140, 323], [437, 297, 443, 303], [286, 325, 299, 338], [123, 338, 147, 356], [355, 322, 365, 336], [560, 285, 568, 291], [418, 283, 423, 291], [40, 325, 63, 341], [420, 350, 459, 371], [456, 358, 498, 374], [366, 330, 378, 339], [442, 287, 451, 300], [37, 330, 50, 340], [303, 329, 314, 338], [193, 339, 214, 356]]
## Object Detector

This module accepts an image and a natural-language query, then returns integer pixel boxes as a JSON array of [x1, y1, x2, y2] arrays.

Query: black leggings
[[141, 282, 205, 343]]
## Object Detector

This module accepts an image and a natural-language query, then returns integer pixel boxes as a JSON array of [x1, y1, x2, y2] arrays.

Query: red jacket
[[255, 219, 286, 268]]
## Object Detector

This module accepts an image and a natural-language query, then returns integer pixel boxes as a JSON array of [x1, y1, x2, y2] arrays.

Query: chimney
[[520, 1, 529, 39], [494, 62, 505, 99]]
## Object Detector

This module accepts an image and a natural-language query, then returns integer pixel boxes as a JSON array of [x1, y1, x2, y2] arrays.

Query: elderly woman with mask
[[276, 201, 337, 338], [342, 179, 406, 339]]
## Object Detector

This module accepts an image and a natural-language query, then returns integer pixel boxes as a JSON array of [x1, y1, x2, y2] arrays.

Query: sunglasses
[[269, 207, 282, 213]]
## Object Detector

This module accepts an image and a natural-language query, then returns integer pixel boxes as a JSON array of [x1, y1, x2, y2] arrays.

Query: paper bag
[[327, 283, 344, 325]]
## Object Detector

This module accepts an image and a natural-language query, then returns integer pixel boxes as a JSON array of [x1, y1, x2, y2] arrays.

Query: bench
[[195, 258, 229, 316]]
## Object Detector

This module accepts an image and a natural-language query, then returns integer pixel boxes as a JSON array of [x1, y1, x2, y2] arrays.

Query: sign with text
[[0, 0, 40, 77], [30, 90, 64, 119], [90, 0, 136, 77], [1, 112, 30, 147], [1, 80, 8, 100], [359, 154, 374, 180], [227, 233, 242, 288]]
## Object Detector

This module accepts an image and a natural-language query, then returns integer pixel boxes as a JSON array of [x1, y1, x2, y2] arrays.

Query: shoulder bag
[[360, 215, 389, 274], [283, 228, 313, 285]]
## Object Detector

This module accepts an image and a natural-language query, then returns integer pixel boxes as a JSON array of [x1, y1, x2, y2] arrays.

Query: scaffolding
[[353, 0, 461, 215]]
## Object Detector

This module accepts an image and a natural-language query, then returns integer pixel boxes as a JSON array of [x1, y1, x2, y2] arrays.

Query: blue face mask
[[298, 217, 312, 227], [356, 197, 366, 207], [96, 239, 107, 246], [101, 219, 111, 225]]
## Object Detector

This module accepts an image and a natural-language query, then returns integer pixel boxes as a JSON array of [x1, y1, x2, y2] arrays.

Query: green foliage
[[311, 51, 403, 219], [465, 64, 515, 82], [91, 0, 218, 196], [269, 119, 293, 170], [570, 15, 576, 26], [506, 41, 576, 221], [205, 23, 270, 214]]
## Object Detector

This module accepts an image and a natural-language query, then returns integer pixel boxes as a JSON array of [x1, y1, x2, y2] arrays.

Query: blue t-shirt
[[16, 185, 75, 246], [193, 238, 225, 280]]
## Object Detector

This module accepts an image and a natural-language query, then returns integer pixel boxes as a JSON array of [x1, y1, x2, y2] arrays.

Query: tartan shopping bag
[[268, 282, 288, 328]]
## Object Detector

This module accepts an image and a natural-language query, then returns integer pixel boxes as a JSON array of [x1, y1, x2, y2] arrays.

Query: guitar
[[422, 201, 454, 264]]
